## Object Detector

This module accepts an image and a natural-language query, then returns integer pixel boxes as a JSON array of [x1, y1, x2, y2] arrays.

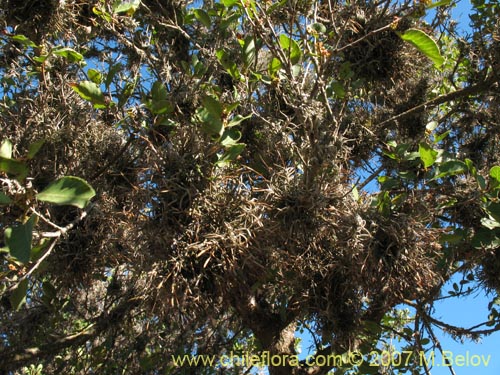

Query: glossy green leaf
[[0, 139, 13, 159], [36, 176, 96, 208], [10, 279, 29, 311], [0, 192, 12, 205], [5, 216, 36, 264], [71, 81, 107, 108], [490, 166, 500, 183], [279, 34, 302, 65], [399, 29, 444, 68], [87, 69, 103, 84], [268, 57, 282, 77], [242, 36, 256, 68], [419, 142, 438, 168], [222, 0, 240, 6], [432, 160, 467, 180], [27, 139, 45, 159], [433, 130, 450, 144], [193, 9, 211, 27], [11, 34, 37, 47], [52, 47, 84, 62], [112, 0, 141, 15]]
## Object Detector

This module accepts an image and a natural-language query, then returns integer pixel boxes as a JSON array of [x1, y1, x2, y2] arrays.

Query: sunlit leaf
[[5, 216, 36, 264], [0, 139, 13, 159], [399, 29, 444, 68], [70, 81, 108, 108], [432, 160, 467, 180], [88, 69, 103, 84], [426, 0, 452, 9], [112, 0, 141, 15], [220, 128, 242, 147], [36, 176, 96, 208], [490, 166, 500, 183], [11, 34, 37, 47], [227, 114, 251, 128], [279, 34, 302, 65], [52, 47, 84, 62], [419, 142, 438, 168], [268, 57, 282, 77]]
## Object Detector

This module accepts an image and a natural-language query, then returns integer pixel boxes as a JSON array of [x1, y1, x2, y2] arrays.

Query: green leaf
[[329, 81, 345, 99], [486, 203, 500, 223], [222, 0, 240, 6], [490, 166, 500, 183], [279, 34, 302, 65], [216, 143, 245, 166], [118, 80, 136, 108], [36, 176, 96, 208], [87, 69, 103, 84], [268, 57, 282, 77], [10, 279, 29, 311], [419, 142, 438, 168], [216, 49, 241, 80], [194, 107, 223, 137], [432, 160, 467, 180], [0, 192, 12, 205], [202, 96, 223, 119], [112, 0, 141, 15], [27, 139, 45, 159], [399, 29, 444, 68], [0, 157, 29, 181], [0, 139, 13, 159], [105, 64, 122, 88], [220, 128, 242, 147], [227, 114, 251, 128], [11, 34, 37, 47], [71, 81, 108, 108], [433, 130, 450, 143], [309, 22, 326, 34], [242, 36, 256, 68], [52, 47, 84, 62], [5, 216, 36, 264], [426, 0, 452, 9], [193, 9, 211, 27], [149, 81, 172, 114]]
